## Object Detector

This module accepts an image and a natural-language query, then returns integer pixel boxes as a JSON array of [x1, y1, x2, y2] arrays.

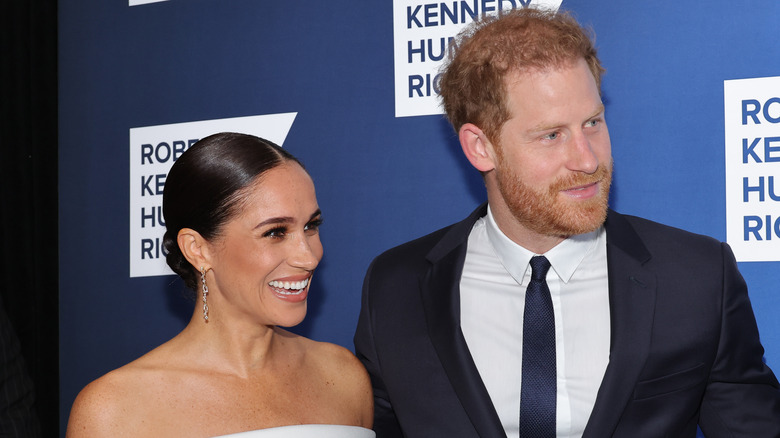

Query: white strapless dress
[[213, 424, 375, 438]]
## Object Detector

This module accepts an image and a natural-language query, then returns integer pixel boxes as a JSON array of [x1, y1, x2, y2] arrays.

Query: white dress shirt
[[460, 207, 611, 438]]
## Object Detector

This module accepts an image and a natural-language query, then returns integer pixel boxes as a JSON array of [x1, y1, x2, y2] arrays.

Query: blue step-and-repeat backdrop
[[59, 0, 780, 435]]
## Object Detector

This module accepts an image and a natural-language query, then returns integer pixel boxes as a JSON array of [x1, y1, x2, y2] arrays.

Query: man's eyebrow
[[529, 103, 606, 133]]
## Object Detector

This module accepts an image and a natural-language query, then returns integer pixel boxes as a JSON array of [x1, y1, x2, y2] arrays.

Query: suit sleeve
[[354, 259, 405, 438], [698, 243, 780, 437], [0, 299, 41, 437]]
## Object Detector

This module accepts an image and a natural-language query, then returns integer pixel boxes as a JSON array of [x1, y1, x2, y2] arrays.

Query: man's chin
[[566, 208, 608, 235], [541, 202, 608, 237]]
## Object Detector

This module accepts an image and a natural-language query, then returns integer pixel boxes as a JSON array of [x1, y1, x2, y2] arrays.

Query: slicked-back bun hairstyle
[[162, 132, 303, 290]]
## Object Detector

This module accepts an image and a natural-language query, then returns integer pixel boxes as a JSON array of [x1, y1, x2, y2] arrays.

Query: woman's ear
[[177, 228, 211, 271], [459, 123, 497, 172]]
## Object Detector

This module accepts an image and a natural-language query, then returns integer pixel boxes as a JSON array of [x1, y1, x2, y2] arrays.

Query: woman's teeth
[[269, 278, 309, 294]]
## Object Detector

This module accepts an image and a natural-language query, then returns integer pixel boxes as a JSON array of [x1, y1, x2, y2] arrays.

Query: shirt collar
[[484, 206, 603, 285]]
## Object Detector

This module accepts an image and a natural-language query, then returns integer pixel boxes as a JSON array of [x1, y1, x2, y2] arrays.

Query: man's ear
[[459, 123, 497, 172], [177, 228, 212, 271]]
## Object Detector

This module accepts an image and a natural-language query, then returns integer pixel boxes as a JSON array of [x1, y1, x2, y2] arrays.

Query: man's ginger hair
[[439, 8, 604, 143]]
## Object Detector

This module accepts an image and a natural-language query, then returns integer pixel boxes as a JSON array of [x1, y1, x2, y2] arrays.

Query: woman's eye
[[263, 227, 287, 238], [305, 218, 323, 232]]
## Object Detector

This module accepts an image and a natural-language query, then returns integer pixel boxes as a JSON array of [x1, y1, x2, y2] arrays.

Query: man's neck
[[488, 203, 567, 254]]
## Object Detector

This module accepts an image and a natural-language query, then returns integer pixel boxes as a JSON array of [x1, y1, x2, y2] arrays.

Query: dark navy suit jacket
[[0, 299, 40, 437], [354, 204, 780, 437]]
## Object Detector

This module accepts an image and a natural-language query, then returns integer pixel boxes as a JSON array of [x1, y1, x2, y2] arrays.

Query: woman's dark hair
[[162, 132, 303, 290]]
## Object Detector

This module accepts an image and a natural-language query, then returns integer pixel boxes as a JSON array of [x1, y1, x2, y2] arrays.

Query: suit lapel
[[583, 210, 657, 437], [420, 204, 507, 438], [418, 207, 657, 437]]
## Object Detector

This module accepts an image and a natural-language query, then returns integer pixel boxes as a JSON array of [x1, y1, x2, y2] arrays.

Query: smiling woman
[[65, 133, 374, 438]]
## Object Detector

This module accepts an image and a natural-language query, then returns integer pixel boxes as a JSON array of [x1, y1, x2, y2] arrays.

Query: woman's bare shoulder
[[309, 340, 365, 373], [65, 347, 182, 437], [66, 363, 149, 437], [280, 331, 365, 377], [303, 339, 374, 427]]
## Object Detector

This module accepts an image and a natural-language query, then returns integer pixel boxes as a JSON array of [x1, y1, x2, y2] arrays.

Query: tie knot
[[529, 256, 551, 281]]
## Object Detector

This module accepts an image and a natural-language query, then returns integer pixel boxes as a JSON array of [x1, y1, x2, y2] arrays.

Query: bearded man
[[354, 7, 780, 438]]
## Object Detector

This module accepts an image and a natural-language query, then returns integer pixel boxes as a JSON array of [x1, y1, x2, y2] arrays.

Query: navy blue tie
[[519, 255, 556, 437]]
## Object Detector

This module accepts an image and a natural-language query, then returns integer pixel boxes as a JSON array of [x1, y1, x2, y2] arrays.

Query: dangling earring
[[201, 266, 209, 323]]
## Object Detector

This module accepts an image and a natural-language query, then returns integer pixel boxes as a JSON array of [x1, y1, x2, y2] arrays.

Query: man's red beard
[[495, 159, 613, 238]]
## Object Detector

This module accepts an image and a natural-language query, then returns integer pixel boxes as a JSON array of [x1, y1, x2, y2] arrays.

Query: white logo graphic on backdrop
[[724, 76, 780, 262], [129, 113, 298, 278], [393, 0, 562, 118], [129, 0, 168, 6]]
